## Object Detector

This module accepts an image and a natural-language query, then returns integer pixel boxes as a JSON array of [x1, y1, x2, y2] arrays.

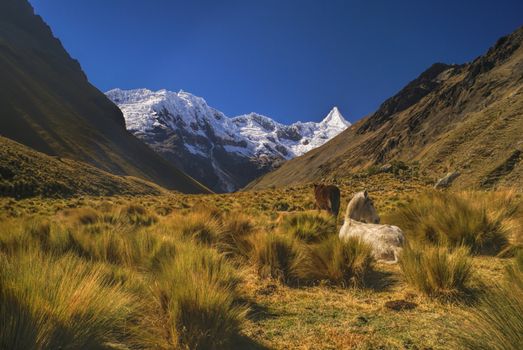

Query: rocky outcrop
[[434, 172, 461, 189]]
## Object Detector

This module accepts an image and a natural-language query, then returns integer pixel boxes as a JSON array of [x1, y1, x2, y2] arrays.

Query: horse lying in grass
[[339, 190, 405, 263], [314, 184, 340, 217]]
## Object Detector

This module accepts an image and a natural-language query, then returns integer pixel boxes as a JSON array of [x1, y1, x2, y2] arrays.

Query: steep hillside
[[0, 136, 167, 197], [107, 88, 350, 192], [0, 0, 208, 193], [247, 26, 523, 190]]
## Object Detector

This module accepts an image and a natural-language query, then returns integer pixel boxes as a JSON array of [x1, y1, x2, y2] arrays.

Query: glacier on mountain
[[106, 88, 350, 192]]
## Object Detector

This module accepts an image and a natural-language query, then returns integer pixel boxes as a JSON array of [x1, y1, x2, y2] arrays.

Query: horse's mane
[[345, 191, 366, 219]]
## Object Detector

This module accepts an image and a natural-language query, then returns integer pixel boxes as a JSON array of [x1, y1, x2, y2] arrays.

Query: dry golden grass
[[383, 190, 520, 254], [399, 244, 473, 299], [453, 252, 523, 350], [0, 183, 522, 349]]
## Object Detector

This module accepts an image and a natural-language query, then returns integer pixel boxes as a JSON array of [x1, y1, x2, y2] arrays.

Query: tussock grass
[[1, 186, 521, 349], [252, 233, 306, 284], [385, 191, 516, 254], [156, 243, 247, 349], [172, 210, 224, 245], [455, 252, 523, 349], [0, 250, 146, 349], [278, 211, 335, 243], [0, 208, 250, 349], [100, 203, 158, 227], [399, 244, 473, 298], [217, 212, 255, 260], [61, 206, 101, 225], [302, 236, 374, 287], [252, 233, 374, 287]]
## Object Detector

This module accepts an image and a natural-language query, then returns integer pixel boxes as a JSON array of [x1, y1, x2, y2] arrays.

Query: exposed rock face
[[434, 172, 461, 189], [106, 89, 351, 192], [247, 26, 523, 190], [358, 63, 456, 133]]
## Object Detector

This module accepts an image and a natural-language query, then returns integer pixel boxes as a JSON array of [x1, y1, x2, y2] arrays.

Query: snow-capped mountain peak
[[106, 88, 351, 192], [320, 106, 351, 129]]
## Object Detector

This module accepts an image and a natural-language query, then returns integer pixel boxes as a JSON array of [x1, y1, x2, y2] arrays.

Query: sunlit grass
[[399, 244, 473, 299], [384, 190, 518, 254]]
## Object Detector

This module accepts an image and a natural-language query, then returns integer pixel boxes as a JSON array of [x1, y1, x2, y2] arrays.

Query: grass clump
[[217, 212, 255, 260], [399, 244, 473, 299], [455, 252, 523, 349], [279, 211, 335, 243], [385, 191, 514, 254], [0, 250, 145, 349], [172, 211, 224, 245], [62, 207, 101, 225], [302, 236, 374, 287], [156, 243, 247, 349], [252, 233, 306, 284], [252, 232, 373, 287], [113, 203, 158, 226]]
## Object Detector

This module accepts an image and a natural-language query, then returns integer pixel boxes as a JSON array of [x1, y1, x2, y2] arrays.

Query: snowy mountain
[[106, 88, 350, 192]]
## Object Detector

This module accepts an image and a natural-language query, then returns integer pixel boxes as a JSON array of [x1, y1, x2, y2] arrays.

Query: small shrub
[[399, 244, 473, 298], [279, 211, 335, 243]]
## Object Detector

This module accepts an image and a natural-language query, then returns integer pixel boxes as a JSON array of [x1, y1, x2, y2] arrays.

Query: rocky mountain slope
[[106, 88, 350, 192], [247, 26, 523, 190], [0, 0, 208, 194]]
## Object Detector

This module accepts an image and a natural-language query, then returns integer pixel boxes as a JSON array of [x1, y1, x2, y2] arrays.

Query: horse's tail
[[330, 188, 340, 218]]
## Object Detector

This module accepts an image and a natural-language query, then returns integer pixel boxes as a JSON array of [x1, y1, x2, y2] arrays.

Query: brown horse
[[314, 184, 340, 217]]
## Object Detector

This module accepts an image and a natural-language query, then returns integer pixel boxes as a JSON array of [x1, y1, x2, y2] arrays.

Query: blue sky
[[29, 0, 522, 124]]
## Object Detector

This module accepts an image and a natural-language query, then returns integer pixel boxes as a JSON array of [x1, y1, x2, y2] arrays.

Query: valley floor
[[241, 257, 507, 349], [0, 173, 521, 349]]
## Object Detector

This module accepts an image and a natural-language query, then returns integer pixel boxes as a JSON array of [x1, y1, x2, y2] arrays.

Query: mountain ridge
[[0, 0, 209, 194], [246, 26, 523, 190], [106, 88, 350, 192]]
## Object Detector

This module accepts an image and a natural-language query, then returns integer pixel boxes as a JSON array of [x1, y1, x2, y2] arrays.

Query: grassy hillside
[[0, 0, 209, 194], [0, 183, 521, 349], [247, 27, 523, 191], [0, 136, 169, 198]]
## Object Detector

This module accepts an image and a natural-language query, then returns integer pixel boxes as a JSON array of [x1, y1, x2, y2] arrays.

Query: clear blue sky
[[29, 0, 522, 124]]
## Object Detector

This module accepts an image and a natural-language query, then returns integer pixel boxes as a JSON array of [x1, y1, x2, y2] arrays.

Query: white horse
[[339, 190, 405, 263]]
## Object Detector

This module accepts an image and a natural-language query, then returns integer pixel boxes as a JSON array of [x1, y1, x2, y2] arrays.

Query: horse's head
[[346, 190, 380, 224]]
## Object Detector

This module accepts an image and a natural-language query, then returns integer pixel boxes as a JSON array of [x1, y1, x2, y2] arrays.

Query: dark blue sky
[[29, 0, 522, 124]]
